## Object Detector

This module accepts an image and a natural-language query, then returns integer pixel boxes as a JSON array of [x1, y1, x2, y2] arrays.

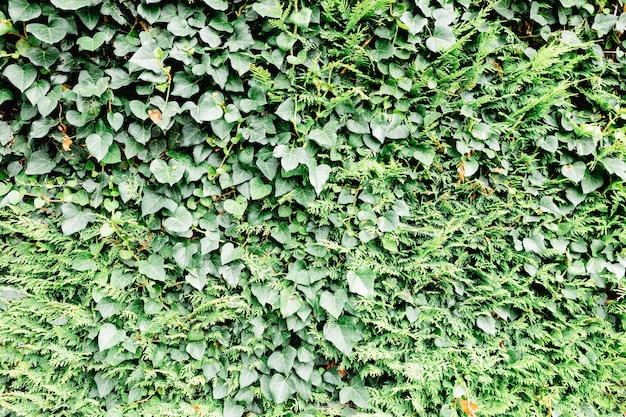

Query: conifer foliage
[[1, 0, 626, 416]]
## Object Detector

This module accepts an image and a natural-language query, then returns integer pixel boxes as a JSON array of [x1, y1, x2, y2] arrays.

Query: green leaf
[[289, 8, 312, 28], [3, 64, 37, 92], [275, 97, 300, 123], [252, 0, 283, 18], [27, 18, 70, 44], [163, 206, 193, 234], [267, 346, 297, 374], [225, 22, 254, 52], [129, 40, 162, 73], [201, 0, 228, 11], [323, 318, 362, 356], [581, 172, 603, 194], [319, 289, 348, 319], [523, 234, 546, 254], [476, 315, 496, 336], [240, 367, 259, 388], [221, 242, 243, 265], [340, 383, 370, 408], [426, 25, 455, 52], [268, 374, 294, 404], [602, 157, 626, 181], [141, 190, 177, 216], [256, 157, 279, 180], [347, 268, 376, 297], [561, 161, 586, 184], [249, 177, 272, 200], [8, 0, 41, 22], [94, 372, 116, 398], [185, 341, 207, 360], [592, 14, 618, 36], [86, 133, 113, 162], [150, 158, 185, 186], [50, 0, 92, 10], [399, 11, 427, 35], [60, 203, 95, 235], [138, 254, 166, 281], [308, 123, 338, 148], [309, 164, 331, 195], [223, 196, 248, 217], [98, 323, 120, 351], [280, 289, 304, 318], [378, 210, 399, 232], [25, 150, 55, 175], [77, 32, 108, 51], [223, 400, 244, 417], [189, 92, 224, 122]]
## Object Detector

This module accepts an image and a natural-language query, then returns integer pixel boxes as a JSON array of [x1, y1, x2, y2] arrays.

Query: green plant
[[1, 0, 625, 416]]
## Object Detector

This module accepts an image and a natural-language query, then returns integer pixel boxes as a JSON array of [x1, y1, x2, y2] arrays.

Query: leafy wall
[[1, 0, 626, 416]]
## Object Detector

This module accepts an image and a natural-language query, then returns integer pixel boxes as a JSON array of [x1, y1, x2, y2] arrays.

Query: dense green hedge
[[1, 0, 626, 416]]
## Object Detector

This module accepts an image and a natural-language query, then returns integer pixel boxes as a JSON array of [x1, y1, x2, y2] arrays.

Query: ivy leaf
[[581, 172, 603, 194], [280, 289, 303, 318], [426, 25, 455, 52], [252, 0, 283, 18], [323, 318, 362, 356], [223, 196, 248, 217], [289, 8, 312, 28], [150, 158, 185, 186], [94, 372, 116, 398], [50, 0, 91, 10], [223, 400, 244, 417], [347, 268, 376, 297], [268, 373, 294, 404], [25, 150, 55, 175], [3, 64, 37, 92], [340, 382, 370, 408], [98, 323, 121, 351], [309, 164, 331, 195], [77, 32, 108, 51], [27, 18, 70, 44], [138, 254, 166, 282], [163, 206, 193, 234], [189, 92, 224, 122], [141, 190, 177, 216], [129, 40, 162, 73], [592, 14, 618, 37], [256, 157, 279, 180], [602, 157, 626, 181], [220, 242, 242, 265], [8, 0, 42, 22], [378, 210, 399, 232], [267, 346, 297, 374], [275, 97, 300, 123], [60, 203, 95, 235], [186, 341, 207, 360], [561, 161, 586, 184], [86, 133, 113, 162], [225, 22, 254, 52], [249, 177, 272, 200], [308, 122, 338, 148], [476, 315, 496, 336], [319, 289, 348, 319], [201, 0, 228, 11]]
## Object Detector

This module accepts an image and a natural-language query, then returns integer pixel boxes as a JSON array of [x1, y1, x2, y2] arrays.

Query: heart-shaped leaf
[[347, 268, 376, 297], [562, 161, 586, 183], [249, 177, 272, 200], [163, 206, 193, 234], [3, 64, 37, 92], [86, 133, 113, 162], [138, 254, 166, 281]]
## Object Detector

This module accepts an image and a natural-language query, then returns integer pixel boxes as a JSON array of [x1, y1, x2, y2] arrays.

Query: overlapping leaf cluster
[[1, 0, 626, 416]]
